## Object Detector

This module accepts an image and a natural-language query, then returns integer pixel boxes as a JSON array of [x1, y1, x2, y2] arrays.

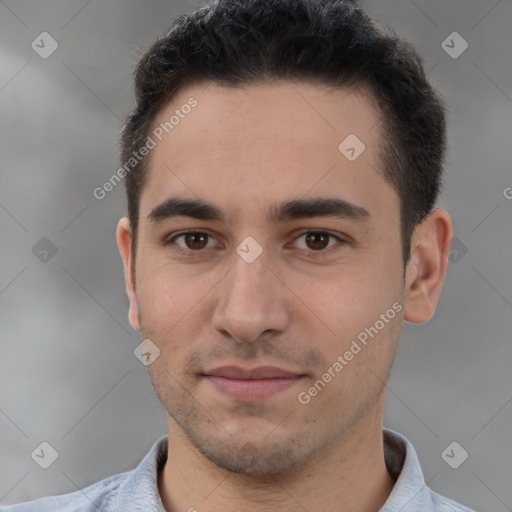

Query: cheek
[[289, 265, 402, 359], [134, 259, 222, 373], [135, 257, 212, 326], [291, 268, 385, 324]]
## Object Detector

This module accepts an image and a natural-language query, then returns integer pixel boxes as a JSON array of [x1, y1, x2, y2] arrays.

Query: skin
[[117, 81, 452, 512]]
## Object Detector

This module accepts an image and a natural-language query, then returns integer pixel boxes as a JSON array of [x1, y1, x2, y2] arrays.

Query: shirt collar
[[113, 428, 431, 511], [114, 435, 168, 511], [380, 427, 434, 511]]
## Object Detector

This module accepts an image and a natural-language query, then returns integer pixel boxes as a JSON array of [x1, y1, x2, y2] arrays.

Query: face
[[121, 81, 407, 475]]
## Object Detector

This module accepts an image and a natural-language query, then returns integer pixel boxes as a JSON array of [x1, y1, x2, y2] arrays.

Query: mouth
[[202, 366, 307, 402]]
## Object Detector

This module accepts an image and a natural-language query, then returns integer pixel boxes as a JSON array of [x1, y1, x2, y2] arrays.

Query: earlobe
[[116, 217, 141, 332], [403, 209, 453, 324]]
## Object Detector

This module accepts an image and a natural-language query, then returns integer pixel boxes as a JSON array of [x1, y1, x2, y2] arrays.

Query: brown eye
[[304, 232, 331, 250], [291, 231, 346, 255], [168, 231, 218, 255], [183, 232, 209, 250]]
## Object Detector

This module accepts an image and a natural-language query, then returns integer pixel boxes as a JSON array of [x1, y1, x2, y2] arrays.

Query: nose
[[211, 248, 290, 344]]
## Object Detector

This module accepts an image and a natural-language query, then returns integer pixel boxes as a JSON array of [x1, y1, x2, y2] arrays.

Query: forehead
[[140, 80, 397, 227], [150, 80, 382, 158]]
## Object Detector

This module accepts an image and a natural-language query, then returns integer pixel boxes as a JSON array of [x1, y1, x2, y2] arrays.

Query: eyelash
[[165, 230, 347, 258]]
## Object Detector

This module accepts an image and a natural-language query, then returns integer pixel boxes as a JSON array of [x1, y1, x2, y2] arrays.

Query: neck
[[158, 409, 395, 512]]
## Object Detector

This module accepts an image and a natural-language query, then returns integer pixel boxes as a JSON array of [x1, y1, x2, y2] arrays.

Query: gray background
[[0, 0, 511, 510]]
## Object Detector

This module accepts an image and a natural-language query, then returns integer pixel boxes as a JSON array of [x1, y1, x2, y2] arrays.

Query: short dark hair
[[120, 0, 447, 265]]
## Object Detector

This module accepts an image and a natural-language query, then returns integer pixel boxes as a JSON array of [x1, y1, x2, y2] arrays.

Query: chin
[[186, 427, 323, 476]]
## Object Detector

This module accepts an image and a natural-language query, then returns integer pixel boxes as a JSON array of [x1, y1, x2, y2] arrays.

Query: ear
[[403, 208, 453, 323], [116, 217, 141, 332]]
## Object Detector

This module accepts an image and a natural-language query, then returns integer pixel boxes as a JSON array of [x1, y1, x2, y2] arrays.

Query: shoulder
[[1, 470, 130, 512], [2, 436, 168, 512]]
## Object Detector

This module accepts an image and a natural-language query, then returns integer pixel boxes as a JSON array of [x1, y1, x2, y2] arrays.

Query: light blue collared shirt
[[2, 428, 476, 511]]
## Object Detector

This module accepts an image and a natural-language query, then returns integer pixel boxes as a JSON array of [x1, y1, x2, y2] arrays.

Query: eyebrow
[[148, 196, 371, 225]]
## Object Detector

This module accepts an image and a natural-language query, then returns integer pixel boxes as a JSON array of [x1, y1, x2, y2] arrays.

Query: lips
[[203, 366, 305, 401], [205, 366, 301, 380]]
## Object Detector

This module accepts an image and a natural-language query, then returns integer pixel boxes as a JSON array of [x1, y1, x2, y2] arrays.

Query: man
[[5, 0, 476, 510]]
